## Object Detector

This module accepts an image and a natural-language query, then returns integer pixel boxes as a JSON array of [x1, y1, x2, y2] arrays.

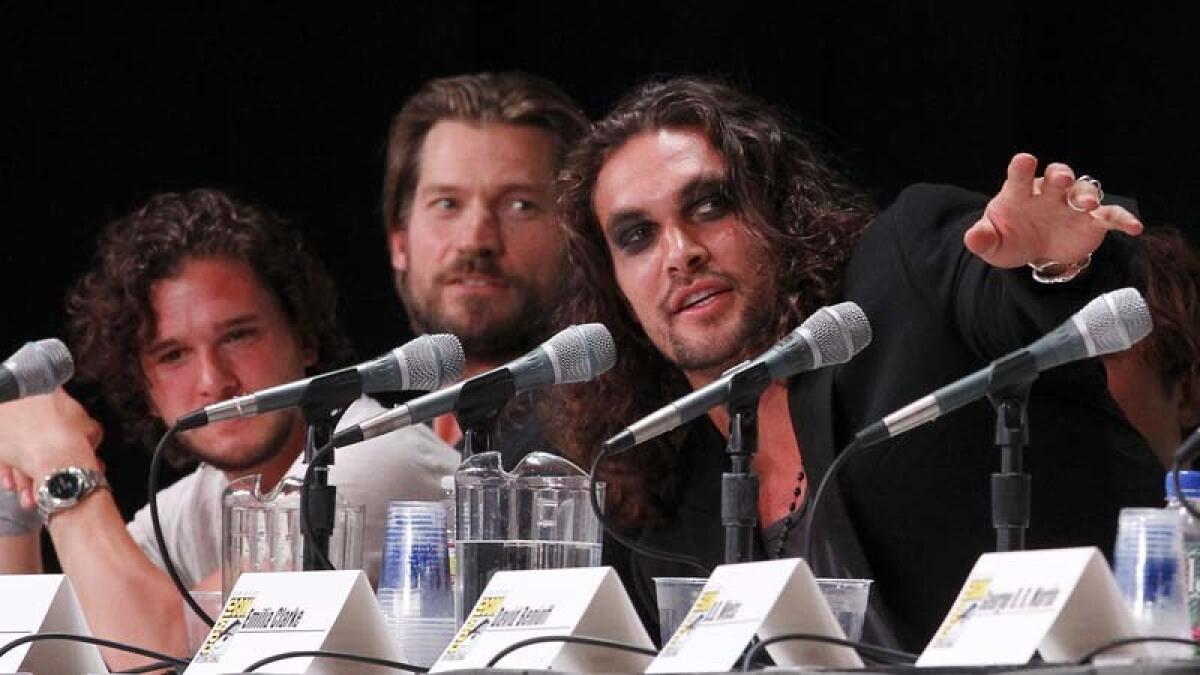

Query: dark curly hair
[[549, 76, 876, 525], [66, 189, 351, 458]]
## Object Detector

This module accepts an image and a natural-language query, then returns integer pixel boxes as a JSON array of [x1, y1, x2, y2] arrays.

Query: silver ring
[[1067, 175, 1104, 212]]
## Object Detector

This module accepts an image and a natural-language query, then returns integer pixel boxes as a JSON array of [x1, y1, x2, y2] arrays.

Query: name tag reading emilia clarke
[[184, 570, 398, 675]]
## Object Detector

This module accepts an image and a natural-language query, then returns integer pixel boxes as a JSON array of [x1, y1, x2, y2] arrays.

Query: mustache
[[660, 271, 737, 311], [433, 253, 511, 284]]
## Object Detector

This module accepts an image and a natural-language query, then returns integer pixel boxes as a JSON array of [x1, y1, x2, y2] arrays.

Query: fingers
[[1090, 204, 1144, 236], [12, 471, 34, 510], [1066, 178, 1103, 212], [1039, 163, 1076, 201], [999, 153, 1039, 199], [964, 213, 1007, 265]]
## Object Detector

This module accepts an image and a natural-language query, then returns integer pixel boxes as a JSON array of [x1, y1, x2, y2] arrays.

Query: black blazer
[[607, 184, 1164, 652]]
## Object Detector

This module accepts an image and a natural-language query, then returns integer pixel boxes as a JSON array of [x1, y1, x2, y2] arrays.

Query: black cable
[[243, 649, 428, 672], [589, 449, 710, 575], [300, 437, 337, 571], [739, 631, 917, 671], [149, 424, 214, 627], [0, 632, 191, 667], [802, 436, 861, 565], [484, 634, 658, 667], [1076, 635, 1200, 664], [117, 659, 185, 673]]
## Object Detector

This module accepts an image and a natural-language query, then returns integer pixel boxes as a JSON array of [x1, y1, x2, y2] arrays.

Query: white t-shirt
[[125, 397, 460, 589]]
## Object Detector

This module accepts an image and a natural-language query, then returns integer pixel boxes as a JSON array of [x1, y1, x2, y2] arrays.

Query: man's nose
[[456, 201, 503, 254], [663, 222, 709, 274], [195, 349, 240, 400]]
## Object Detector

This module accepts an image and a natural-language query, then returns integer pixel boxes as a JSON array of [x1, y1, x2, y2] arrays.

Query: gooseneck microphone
[[0, 339, 75, 404], [603, 301, 873, 455], [856, 287, 1152, 447], [175, 333, 465, 431], [331, 323, 617, 448]]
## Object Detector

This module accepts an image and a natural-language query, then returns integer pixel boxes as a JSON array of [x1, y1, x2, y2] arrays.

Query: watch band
[[36, 467, 110, 522]]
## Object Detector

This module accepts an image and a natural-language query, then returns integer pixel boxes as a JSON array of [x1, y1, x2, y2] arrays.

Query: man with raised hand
[[549, 76, 1164, 650]]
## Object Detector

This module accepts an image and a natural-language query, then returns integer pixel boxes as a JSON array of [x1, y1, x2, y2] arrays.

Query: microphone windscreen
[[546, 323, 617, 384], [1079, 287, 1152, 357], [6, 338, 74, 397], [405, 334, 466, 390], [810, 301, 873, 365]]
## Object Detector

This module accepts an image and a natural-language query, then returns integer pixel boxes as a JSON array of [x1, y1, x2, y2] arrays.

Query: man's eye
[[431, 197, 457, 211], [692, 195, 729, 220], [616, 223, 655, 251], [157, 349, 185, 365], [225, 327, 257, 343]]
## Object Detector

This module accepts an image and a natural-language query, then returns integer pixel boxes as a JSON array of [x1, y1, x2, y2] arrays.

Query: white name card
[[183, 570, 397, 675], [647, 558, 860, 672], [430, 566, 654, 672], [0, 574, 106, 674], [918, 546, 1147, 666]]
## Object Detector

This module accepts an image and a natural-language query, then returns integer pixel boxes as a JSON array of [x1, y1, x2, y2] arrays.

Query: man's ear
[[388, 225, 409, 274]]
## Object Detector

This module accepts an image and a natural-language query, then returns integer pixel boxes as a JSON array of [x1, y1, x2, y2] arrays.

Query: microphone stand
[[984, 350, 1039, 552], [723, 363, 773, 564], [453, 368, 517, 459], [299, 369, 363, 571], [301, 404, 341, 571]]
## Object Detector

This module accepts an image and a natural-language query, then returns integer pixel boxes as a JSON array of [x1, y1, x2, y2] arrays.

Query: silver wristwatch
[[36, 467, 109, 522]]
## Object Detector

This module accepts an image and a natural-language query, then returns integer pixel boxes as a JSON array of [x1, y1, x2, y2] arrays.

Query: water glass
[[1113, 507, 1191, 652]]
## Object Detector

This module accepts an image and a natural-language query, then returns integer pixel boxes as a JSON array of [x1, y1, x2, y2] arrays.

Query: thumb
[[964, 217, 1001, 261]]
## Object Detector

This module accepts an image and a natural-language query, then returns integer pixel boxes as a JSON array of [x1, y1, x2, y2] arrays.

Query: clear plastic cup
[[815, 578, 872, 642], [1113, 507, 1191, 652], [377, 501, 455, 667], [183, 590, 224, 658], [654, 577, 708, 644]]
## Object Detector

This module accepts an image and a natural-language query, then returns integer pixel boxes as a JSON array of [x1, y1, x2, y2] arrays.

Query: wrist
[[1028, 253, 1092, 284]]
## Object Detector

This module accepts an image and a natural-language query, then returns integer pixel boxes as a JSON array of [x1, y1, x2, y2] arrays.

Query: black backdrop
[[2, 3, 1197, 521]]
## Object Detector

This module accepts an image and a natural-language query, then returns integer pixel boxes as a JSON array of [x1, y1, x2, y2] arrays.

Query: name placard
[[647, 558, 861, 672], [918, 547, 1148, 666], [0, 574, 106, 674], [430, 566, 654, 672], [183, 570, 397, 674]]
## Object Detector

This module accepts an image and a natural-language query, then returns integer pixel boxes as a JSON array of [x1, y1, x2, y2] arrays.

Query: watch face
[[47, 471, 82, 499]]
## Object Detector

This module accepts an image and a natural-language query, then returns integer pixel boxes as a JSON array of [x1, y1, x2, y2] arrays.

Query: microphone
[[331, 323, 617, 447], [856, 287, 1152, 447], [175, 333, 465, 431], [0, 339, 75, 404], [603, 301, 872, 455]]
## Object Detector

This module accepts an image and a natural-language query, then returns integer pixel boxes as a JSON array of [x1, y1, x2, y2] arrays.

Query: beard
[[176, 410, 300, 473], [398, 254, 555, 362]]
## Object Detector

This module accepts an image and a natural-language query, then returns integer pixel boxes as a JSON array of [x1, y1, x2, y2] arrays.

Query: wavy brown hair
[[1131, 227, 1200, 402], [381, 71, 589, 233], [550, 76, 876, 526], [67, 189, 351, 458]]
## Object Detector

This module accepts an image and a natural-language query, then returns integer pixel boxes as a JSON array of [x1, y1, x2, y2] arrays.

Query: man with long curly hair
[[0, 189, 456, 668], [551, 76, 1164, 650]]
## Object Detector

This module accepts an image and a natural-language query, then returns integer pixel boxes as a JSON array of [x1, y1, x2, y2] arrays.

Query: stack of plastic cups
[[1113, 507, 1192, 657], [377, 501, 457, 667]]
